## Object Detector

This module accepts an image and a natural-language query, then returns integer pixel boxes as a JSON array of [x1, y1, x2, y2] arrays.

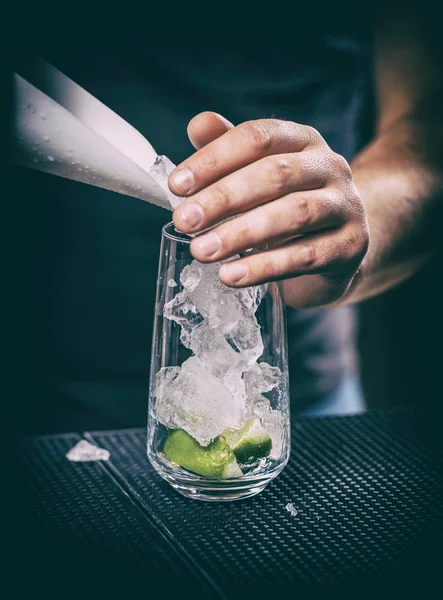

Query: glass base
[[148, 450, 287, 502], [170, 480, 268, 502]]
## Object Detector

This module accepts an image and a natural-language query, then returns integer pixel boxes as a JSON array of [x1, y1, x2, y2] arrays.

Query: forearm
[[342, 114, 443, 304]]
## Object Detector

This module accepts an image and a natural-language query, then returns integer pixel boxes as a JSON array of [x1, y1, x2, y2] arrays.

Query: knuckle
[[212, 182, 234, 212], [203, 151, 220, 172], [346, 224, 370, 259], [304, 125, 323, 146], [299, 151, 328, 185], [298, 241, 317, 270], [349, 186, 364, 211], [264, 156, 293, 194], [235, 219, 255, 247], [261, 253, 280, 279], [325, 189, 344, 216], [196, 150, 219, 175], [240, 120, 273, 153], [333, 184, 363, 220], [332, 152, 352, 178], [291, 195, 312, 229]]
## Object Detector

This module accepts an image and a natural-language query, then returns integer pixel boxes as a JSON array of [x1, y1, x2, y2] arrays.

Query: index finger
[[168, 119, 320, 197]]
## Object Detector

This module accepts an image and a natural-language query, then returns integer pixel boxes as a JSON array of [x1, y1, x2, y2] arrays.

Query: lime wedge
[[222, 419, 272, 464], [164, 429, 243, 478]]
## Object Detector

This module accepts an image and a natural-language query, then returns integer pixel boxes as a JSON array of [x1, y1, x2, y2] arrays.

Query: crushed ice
[[285, 503, 298, 517], [66, 440, 111, 462], [155, 259, 283, 447], [149, 155, 182, 210]]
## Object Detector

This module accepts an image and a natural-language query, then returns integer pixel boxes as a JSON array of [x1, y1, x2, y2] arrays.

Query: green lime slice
[[222, 419, 272, 464], [164, 429, 242, 478]]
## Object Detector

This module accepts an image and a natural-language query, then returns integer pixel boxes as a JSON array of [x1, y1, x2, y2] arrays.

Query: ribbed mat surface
[[19, 433, 207, 597], [17, 410, 442, 598], [87, 409, 442, 597]]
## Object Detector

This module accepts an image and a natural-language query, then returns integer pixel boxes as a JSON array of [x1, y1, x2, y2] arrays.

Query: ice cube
[[187, 263, 235, 326], [180, 260, 264, 325], [149, 155, 182, 209], [224, 316, 264, 366], [164, 290, 203, 331], [66, 440, 110, 462], [155, 366, 181, 398], [155, 357, 245, 446], [236, 284, 266, 313], [222, 370, 246, 403], [243, 362, 282, 396], [285, 503, 298, 517], [182, 262, 248, 327], [180, 261, 204, 292], [246, 397, 288, 460], [186, 322, 245, 379]]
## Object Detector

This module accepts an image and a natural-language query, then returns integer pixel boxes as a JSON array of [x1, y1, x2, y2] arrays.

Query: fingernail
[[222, 263, 248, 284], [170, 167, 194, 194], [177, 203, 204, 229], [196, 232, 222, 257]]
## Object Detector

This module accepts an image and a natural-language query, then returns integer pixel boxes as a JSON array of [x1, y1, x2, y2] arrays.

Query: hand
[[169, 112, 369, 309]]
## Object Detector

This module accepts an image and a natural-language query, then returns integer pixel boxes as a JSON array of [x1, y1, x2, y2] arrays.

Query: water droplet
[[43, 136, 50, 142], [47, 156, 54, 162], [78, 167, 82, 172], [92, 176, 96, 180], [40, 113, 46, 120], [67, 150, 73, 156], [85, 165, 90, 169], [31, 108, 37, 114], [71, 161, 75, 165]]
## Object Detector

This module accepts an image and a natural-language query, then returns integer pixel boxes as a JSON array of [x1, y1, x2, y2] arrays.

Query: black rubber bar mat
[[17, 433, 210, 597], [88, 409, 443, 598]]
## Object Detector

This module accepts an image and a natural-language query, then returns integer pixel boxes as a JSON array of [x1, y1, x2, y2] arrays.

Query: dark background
[[359, 260, 443, 412]]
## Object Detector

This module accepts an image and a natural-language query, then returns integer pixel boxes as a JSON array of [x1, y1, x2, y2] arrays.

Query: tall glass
[[147, 222, 290, 501]]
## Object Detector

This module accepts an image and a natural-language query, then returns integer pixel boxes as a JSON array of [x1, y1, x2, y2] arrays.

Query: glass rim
[[162, 221, 192, 244]]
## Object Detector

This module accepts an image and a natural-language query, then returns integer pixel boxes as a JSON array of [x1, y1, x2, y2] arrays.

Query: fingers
[[167, 114, 369, 309], [187, 112, 234, 150], [217, 224, 367, 287], [173, 151, 330, 233], [169, 119, 323, 196], [190, 189, 346, 262]]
